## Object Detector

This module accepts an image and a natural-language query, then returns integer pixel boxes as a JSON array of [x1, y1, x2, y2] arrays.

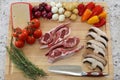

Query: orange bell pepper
[[81, 9, 92, 22]]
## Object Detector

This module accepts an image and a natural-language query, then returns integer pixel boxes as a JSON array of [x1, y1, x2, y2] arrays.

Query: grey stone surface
[[0, 0, 120, 80]]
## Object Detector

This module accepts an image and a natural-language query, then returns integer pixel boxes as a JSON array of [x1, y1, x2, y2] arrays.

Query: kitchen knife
[[48, 65, 108, 77]]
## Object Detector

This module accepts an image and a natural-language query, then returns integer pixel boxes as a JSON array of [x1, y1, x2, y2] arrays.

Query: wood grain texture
[[5, 2, 113, 80]]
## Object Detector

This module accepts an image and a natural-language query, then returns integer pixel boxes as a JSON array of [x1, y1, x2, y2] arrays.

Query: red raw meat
[[45, 37, 80, 56], [47, 45, 84, 63], [40, 22, 70, 49]]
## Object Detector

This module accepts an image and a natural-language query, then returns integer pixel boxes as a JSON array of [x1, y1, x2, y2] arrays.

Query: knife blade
[[48, 65, 108, 77]]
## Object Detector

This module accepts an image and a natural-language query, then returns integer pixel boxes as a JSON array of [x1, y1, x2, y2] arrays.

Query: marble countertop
[[0, 0, 120, 80]]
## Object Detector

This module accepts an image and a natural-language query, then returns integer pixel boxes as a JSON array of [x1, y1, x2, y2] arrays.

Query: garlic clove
[[52, 14, 59, 20], [59, 15, 65, 22], [51, 7, 58, 13]]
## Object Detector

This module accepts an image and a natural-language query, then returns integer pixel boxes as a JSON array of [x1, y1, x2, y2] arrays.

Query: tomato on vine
[[26, 36, 36, 44], [15, 40, 25, 48], [30, 19, 40, 29], [33, 29, 42, 39]]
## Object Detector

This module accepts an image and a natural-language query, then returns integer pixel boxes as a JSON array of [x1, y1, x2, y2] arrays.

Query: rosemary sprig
[[6, 38, 46, 80]]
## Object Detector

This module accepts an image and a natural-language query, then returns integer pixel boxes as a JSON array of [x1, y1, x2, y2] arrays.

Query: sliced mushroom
[[87, 40, 106, 51], [84, 54, 107, 66], [83, 58, 104, 71], [87, 32, 107, 47], [89, 27, 108, 42], [86, 44, 106, 57]]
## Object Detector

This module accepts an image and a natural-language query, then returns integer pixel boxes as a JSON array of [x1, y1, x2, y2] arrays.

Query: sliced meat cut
[[48, 26, 71, 48], [45, 37, 80, 56], [47, 45, 84, 63], [40, 22, 70, 49]]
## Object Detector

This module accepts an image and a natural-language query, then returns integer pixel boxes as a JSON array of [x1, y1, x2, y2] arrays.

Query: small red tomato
[[22, 29, 29, 35], [30, 19, 40, 29], [15, 40, 25, 48], [33, 29, 42, 39], [12, 27, 22, 37], [26, 36, 36, 44], [18, 32, 28, 41]]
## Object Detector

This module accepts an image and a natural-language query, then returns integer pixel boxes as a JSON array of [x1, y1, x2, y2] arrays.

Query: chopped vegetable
[[6, 38, 46, 80], [87, 16, 99, 24], [94, 18, 106, 27], [81, 9, 92, 22]]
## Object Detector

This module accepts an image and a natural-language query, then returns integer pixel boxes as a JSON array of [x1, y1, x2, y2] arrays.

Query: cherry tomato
[[26, 36, 36, 44], [15, 40, 25, 48], [18, 31, 28, 41], [22, 29, 29, 35], [30, 19, 40, 29], [33, 29, 42, 39], [12, 27, 22, 37]]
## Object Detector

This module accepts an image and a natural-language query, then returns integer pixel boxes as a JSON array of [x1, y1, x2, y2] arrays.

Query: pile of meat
[[83, 27, 108, 71], [39, 22, 84, 63]]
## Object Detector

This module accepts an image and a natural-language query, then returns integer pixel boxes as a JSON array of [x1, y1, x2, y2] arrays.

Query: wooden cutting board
[[5, 2, 113, 80]]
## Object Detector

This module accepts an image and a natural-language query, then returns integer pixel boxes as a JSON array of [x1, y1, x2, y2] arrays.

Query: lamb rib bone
[[40, 22, 70, 49], [47, 45, 84, 63], [45, 37, 80, 56]]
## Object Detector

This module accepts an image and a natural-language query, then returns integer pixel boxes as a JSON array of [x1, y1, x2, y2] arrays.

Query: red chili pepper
[[91, 5, 103, 17], [85, 2, 95, 10], [94, 18, 106, 27], [77, 3, 85, 16]]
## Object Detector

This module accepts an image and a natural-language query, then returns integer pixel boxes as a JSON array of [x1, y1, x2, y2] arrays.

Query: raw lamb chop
[[45, 37, 80, 56], [40, 22, 71, 49], [47, 46, 84, 63]]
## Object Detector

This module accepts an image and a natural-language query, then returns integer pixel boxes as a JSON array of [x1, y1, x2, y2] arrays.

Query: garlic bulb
[[52, 14, 59, 20], [51, 7, 58, 13], [59, 15, 65, 22], [56, 2, 62, 8], [50, 2, 56, 7], [58, 7, 65, 14]]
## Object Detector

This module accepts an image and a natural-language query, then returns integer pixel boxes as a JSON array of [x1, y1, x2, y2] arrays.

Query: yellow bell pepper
[[87, 16, 100, 24], [98, 11, 107, 19]]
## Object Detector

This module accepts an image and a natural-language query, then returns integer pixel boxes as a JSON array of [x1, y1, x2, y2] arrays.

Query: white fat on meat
[[48, 26, 71, 46], [47, 45, 84, 63], [83, 58, 104, 71], [45, 37, 80, 56], [87, 32, 107, 47], [87, 44, 106, 57], [40, 22, 70, 49], [87, 40, 106, 51]]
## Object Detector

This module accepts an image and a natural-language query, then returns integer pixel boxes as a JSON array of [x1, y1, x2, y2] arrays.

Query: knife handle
[[83, 72, 108, 77]]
